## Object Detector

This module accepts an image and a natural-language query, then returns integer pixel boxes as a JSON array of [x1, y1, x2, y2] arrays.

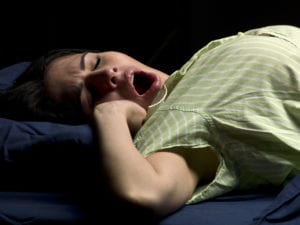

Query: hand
[[93, 100, 147, 135]]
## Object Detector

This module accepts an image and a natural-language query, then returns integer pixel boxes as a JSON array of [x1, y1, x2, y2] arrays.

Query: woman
[[1, 24, 300, 218]]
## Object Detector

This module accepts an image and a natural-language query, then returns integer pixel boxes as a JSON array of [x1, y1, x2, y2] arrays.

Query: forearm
[[93, 104, 158, 204]]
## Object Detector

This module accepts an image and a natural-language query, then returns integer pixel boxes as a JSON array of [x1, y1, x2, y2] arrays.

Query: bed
[[0, 62, 300, 225]]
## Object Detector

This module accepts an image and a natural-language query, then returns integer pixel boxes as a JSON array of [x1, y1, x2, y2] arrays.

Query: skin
[[45, 51, 220, 217]]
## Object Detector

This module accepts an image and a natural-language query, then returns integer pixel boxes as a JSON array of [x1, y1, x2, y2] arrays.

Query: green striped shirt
[[134, 25, 300, 204]]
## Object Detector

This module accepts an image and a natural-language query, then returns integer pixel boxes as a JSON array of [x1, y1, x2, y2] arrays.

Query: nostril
[[112, 67, 118, 72]]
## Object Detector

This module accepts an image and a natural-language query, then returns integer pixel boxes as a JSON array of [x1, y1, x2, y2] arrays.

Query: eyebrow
[[80, 52, 88, 70]]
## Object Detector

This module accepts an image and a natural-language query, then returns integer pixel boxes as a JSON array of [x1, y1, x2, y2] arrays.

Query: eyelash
[[93, 57, 100, 70]]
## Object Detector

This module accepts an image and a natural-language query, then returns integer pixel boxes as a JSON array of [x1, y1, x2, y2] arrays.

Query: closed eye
[[93, 57, 100, 70]]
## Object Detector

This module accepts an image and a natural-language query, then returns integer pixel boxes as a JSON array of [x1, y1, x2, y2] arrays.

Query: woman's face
[[45, 51, 169, 116]]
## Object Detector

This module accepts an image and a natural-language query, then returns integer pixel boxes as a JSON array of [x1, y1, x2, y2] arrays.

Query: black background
[[1, 0, 300, 74]]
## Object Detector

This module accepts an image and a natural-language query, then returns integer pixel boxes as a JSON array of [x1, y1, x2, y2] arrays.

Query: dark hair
[[0, 48, 95, 124]]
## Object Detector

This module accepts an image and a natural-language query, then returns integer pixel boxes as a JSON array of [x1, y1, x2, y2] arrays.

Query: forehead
[[47, 53, 82, 77]]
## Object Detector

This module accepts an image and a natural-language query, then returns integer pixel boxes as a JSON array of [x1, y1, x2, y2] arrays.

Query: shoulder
[[243, 24, 300, 48]]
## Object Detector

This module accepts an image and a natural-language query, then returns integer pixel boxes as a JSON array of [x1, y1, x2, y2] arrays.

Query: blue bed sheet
[[0, 176, 299, 225], [251, 175, 300, 225], [160, 175, 300, 225], [160, 193, 276, 225]]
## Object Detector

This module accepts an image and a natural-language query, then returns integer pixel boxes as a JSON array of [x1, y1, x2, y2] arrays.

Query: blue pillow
[[0, 62, 30, 93], [0, 62, 95, 167]]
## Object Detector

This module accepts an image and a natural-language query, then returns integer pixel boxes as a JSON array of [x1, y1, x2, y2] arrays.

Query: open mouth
[[132, 72, 156, 95]]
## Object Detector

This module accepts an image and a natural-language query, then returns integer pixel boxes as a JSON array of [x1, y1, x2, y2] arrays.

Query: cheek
[[80, 92, 93, 118]]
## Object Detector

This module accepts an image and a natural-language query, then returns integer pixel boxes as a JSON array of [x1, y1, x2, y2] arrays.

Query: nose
[[85, 67, 118, 95]]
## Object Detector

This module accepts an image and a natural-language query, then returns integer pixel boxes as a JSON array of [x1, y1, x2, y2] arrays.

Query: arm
[[93, 100, 200, 217]]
